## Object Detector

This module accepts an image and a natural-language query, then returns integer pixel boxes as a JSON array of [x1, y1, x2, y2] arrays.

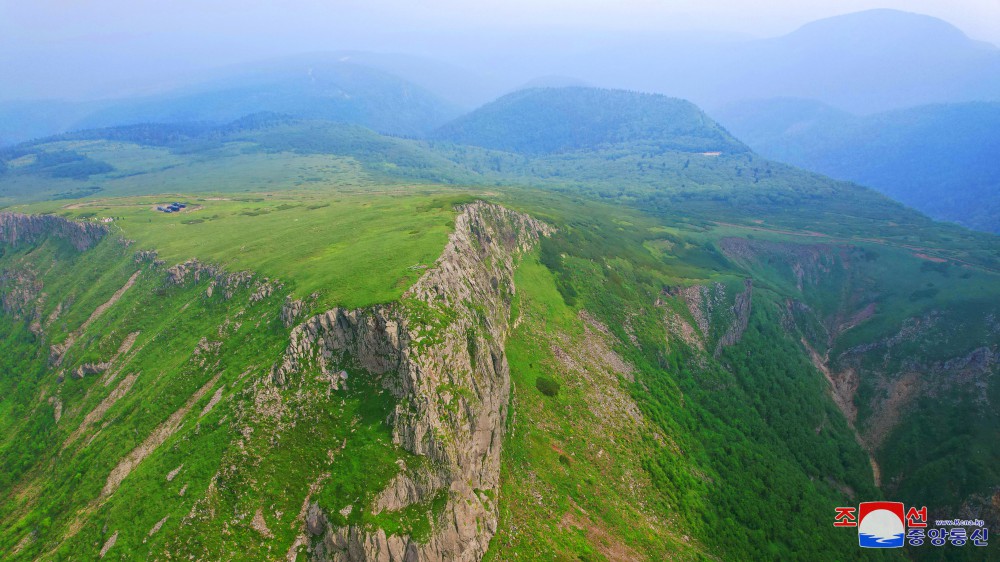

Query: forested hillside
[[715, 99, 1000, 233], [432, 87, 748, 155]]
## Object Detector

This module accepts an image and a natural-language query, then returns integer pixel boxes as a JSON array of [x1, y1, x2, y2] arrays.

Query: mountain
[[524, 10, 1000, 114], [322, 51, 511, 110], [717, 10, 1000, 113], [714, 99, 1000, 233], [0, 56, 463, 145], [74, 58, 460, 137], [515, 75, 590, 90], [1, 87, 998, 560], [433, 87, 748, 155], [6, 10, 998, 145], [0, 100, 106, 147]]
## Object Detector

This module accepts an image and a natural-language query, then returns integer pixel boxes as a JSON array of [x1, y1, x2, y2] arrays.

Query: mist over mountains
[[1, 8, 998, 233], [659, 9, 1000, 114], [714, 99, 1000, 233], [4, 9, 998, 142]]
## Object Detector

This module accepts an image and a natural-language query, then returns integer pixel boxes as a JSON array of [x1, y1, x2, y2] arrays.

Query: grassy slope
[[526, 191, 997, 558], [0, 139, 377, 206], [488, 255, 702, 560], [718, 229, 1000, 521], [0, 183, 882, 560], [3, 119, 997, 274], [0, 212, 451, 559], [21, 190, 468, 309], [1, 185, 994, 560]]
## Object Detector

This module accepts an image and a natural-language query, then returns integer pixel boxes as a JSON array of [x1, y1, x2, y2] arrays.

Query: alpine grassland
[[0, 87, 997, 560], [20, 190, 471, 309]]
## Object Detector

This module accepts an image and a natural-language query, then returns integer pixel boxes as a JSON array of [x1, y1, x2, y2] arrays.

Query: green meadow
[[21, 189, 472, 309]]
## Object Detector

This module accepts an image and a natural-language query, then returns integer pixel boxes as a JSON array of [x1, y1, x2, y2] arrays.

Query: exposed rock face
[[273, 202, 551, 561], [678, 284, 716, 339], [70, 361, 111, 379], [0, 267, 42, 320], [837, 320, 998, 446], [167, 259, 275, 300], [134, 249, 165, 266], [0, 212, 106, 251], [729, 236, 998, 508], [659, 279, 752, 355], [719, 237, 836, 293], [281, 295, 309, 328], [714, 278, 752, 356]]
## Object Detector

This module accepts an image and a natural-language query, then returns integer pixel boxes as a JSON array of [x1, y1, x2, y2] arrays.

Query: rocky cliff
[[0, 212, 106, 251], [273, 203, 552, 561], [659, 278, 753, 356]]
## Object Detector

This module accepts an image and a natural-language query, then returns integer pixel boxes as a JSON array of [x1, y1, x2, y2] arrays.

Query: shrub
[[535, 376, 560, 397]]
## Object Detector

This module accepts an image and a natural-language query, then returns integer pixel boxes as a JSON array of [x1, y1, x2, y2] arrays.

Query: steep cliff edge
[[0, 213, 109, 328], [273, 203, 552, 561], [0, 212, 106, 251], [0, 202, 551, 560]]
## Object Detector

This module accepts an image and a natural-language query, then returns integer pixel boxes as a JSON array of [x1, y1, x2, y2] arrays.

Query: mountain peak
[[434, 87, 747, 155], [787, 9, 989, 51]]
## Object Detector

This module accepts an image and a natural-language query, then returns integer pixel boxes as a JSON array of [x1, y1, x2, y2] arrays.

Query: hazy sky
[[1, 0, 998, 100]]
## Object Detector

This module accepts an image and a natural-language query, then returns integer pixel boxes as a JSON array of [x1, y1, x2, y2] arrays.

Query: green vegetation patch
[[0, 230, 429, 560], [24, 190, 468, 309], [533, 375, 560, 397]]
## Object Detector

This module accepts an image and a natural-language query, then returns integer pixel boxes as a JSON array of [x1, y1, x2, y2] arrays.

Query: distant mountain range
[[702, 9, 1000, 113], [5, 9, 999, 147], [75, 58, 462, 137], [533, 9, 1000, 115], [714, 99, 1000, 233], [0, 100, 102, 148], [0, 57, 462, 145]]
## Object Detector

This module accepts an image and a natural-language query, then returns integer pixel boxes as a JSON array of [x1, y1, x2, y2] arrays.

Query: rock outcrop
[[714, 278, 753, 356], [0, 212, 106, 251], [659, 278, 753, 356], [273, 202, 551, 561], [719, 237, 837, 293], [166, 259, 277, 300], [70, 361, 111, 380], [0, 267, 42, 319]]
